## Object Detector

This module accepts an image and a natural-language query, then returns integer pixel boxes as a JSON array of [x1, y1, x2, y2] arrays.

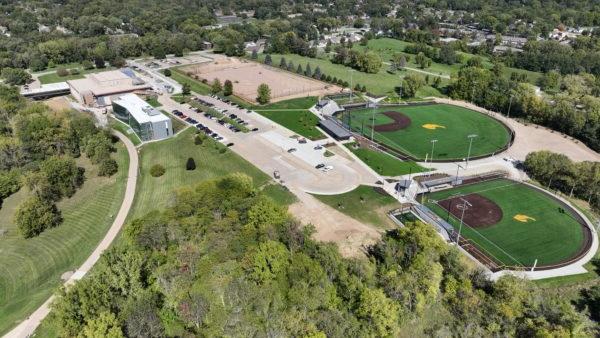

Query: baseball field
[[345, 104, 512, 161], [424, 179, 591, 269]]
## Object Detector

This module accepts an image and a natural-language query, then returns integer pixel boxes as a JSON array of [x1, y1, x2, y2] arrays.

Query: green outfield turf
[[424, 179, 587, 267], [346, 104, 511, 161]]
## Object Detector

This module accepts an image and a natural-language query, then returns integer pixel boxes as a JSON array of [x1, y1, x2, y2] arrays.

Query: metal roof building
[[318, 119, 352, 140]]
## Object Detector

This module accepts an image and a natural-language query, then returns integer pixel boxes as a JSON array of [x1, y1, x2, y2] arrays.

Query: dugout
[[319, 119, 352, 140]]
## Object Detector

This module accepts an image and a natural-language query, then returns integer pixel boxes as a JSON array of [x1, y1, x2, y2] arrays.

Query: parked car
[[298, 138, 307, 144], [287, 148, 297, 153], [315, 163, 325, 169], [321, 165, 334, 172], [251, 127, 259, 132], [226, 142, 234, 147], [314, 145, 323, 150]]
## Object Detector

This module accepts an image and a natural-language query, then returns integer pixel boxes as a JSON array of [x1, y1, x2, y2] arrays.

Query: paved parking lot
[[158, 94, 378, 195]]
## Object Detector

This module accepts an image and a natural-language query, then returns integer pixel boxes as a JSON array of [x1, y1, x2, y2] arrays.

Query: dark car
[[251, 127, 259, 132], [315, 163, 325, 169], [287, 148, 297, 153]]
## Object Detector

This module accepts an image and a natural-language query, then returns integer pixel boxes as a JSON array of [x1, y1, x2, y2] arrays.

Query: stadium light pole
[[454, 163, 464, 186], [456, 198, 472, 245], [507, 94, 514, 119], [430, 139, 438, 164], [466, 134, 478, 167], [349, 69, 355, 103]]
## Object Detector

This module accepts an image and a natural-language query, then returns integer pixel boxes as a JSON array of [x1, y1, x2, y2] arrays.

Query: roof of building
[[112, 94, 170, 124], [20, 82, 70, 96], [67, 69, 150, 97], [318, 119, 352, 139]]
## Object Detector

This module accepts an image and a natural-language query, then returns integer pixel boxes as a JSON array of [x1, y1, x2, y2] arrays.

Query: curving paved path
[[3, 131, 139, 338]]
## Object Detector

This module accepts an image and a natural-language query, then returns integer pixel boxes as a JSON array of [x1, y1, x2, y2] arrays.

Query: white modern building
[[112, 94, 173, 141]]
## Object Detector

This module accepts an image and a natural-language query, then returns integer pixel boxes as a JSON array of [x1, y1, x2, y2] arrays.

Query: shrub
[[150, 164, 166, 177], [82, 60, 94, 70], [56, 67, 69, 77], [69, 68, 80, 75], [98, 158, 118, 177], [163, 69, 172, 77], [194, 134, 204, 145], [186, 158, 196, 171]]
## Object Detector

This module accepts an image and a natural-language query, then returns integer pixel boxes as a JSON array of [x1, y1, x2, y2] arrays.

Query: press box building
[[112, 94, 173, 142]]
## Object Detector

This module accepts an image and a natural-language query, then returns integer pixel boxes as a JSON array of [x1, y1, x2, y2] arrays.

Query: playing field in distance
[[424, 179, 589, 268], [345, 104, 511, 161]]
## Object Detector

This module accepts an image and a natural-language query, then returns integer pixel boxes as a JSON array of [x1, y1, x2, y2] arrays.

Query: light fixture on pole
[[466, 134, 478, 167], [454, 163, 465, 186], [456, 197, 472, 245], [349, 69, 355, 103], [430, 139, 438, 163]]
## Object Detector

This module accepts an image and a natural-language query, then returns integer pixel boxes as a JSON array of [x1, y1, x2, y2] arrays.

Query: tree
[[279, 57, 287, 69], [415, 52, 431, 69], [182, 82, 191, 96], [81, 311, 124, 338], [94, 56, 105, 69], [438, 44, 457, 65], [56, 67, 69, 77], [39, 156, 84, 200], [264, 54, 272, 65], [402, 73, 426, 98], [287, 60, 294, 71], [223, 80, 233, 96], [433, 76, 442, 88], [356, 288, 400, 337], [163, 69, 172, 77], [82, 60, 95, 70], [296, 64, 303, 74], [314, 66, 322, 79], [357, 51, 382, 73], [251, 50, 258, 59], [186, 157, 196, 170], [1, 68, 32, 85], [14, 195, 62, 238], [210, 78, 222, 94], [305, 63, 312, 77], [257, 83, 271, 104], [98, 158, 118, 177], [244, 240, 289, 283]]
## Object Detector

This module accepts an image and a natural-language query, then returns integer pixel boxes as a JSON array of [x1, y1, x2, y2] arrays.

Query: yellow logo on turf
[[513, 214, 536, 223], [422, 123, 446, 130]]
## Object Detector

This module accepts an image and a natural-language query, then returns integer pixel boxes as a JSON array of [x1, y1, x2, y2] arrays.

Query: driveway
[[4, 131, 139, 338]]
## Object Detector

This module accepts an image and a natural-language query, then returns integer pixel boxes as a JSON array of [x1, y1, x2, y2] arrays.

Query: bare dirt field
[[182, 56, 342, 103]]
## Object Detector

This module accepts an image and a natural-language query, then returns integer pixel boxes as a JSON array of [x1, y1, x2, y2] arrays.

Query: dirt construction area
[[182, 56, 341, 103], [373, 111, 412, 132], [437, 193, 503, 228]]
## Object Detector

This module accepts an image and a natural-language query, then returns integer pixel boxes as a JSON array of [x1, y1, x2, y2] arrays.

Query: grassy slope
[[424, 179, 585, 267], [312, 185, 401, 229], [346, 144, 429, 176], [109, 118, 142, 146], [129, 128, 294, 219], [0, 144, 129, 335], [347, 104, 511, 161]]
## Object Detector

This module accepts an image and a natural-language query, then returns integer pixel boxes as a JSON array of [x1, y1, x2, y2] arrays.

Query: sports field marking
[[422, 123, 446, 130], [513, 214, 536, 223]]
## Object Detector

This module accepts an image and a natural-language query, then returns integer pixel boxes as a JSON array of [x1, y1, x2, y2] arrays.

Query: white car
[[321, 165, 334, 172]]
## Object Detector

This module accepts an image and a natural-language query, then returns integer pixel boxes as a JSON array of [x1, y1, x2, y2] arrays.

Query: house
[[68, 69, 151, 107], [112, 94, 173, 141], [201, 41, 213, 50]]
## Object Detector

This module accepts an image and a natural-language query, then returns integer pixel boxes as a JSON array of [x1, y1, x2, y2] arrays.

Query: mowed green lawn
[[424, 179, 586, 267], [256, 54, 446, 97], [0, 144, 129, 335], [312, 185, 401, 229], [345, 143, 429, 176], [254, 97, 323, 140], [347, 104, 511, 161], [130, 128, 295, 219]]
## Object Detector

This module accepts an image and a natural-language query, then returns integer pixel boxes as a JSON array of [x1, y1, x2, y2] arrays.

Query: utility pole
[[466, 134, 478, 167], [507, 95, 513, 119]]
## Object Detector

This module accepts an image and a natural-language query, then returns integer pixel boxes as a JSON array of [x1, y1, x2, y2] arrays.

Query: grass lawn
[[257, 109, 324, 140], [38, 66, 115, 85], [346, 143, 429, 176], [254, 96, 324, 139], [109, 118, 142, 146], [129, 128, 295, 219], [312, 185, 400, 229], [355, 38, 543, 86], [146, 97, 162, 107], [424, 179, 586, 267], [256, 53, 446, 97], [0, 144, 129, 336], [347, 104, 511, 161]]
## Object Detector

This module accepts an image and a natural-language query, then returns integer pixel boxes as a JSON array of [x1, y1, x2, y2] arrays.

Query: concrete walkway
[[4, 131, 139, 338]]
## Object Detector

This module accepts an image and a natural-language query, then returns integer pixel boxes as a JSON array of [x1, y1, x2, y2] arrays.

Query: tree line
[[47, 173, 599, 337]]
